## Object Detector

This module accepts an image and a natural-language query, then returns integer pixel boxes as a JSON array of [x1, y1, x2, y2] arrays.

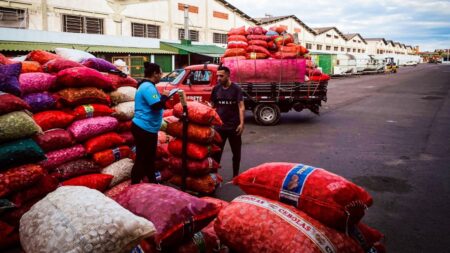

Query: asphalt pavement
[[215, 63, 450, 252]]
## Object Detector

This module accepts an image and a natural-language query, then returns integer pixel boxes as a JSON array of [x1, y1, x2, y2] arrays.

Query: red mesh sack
[[93, 146, 131, 167], [163, 109, 173, 117], [270, 25, 287, 34], [84, 132, 126, 154], [227, 40, 248, 49], [168, 157, 220, 176], [39, 144, 86, 170], [158, 131, 173, 144], [0, 164, 45, 198], [33, 128, 74, 152], [246, 52, 269, 59], [50, 158, 100, 181], [168, 139, 221, 160], [248, 40, 268, 48], [273, 33, 294, 46], [247, 26, 267, 35], [247, 34, 271, 41], [215, 195, 364, 253], [117, 120, 132, 132], [72, 104, 114, 120], [61, 173, 113, 192], [247, 45, 271, 55], [169, 173, 222, 195], [233, 163, 373, 230], [0, 92, 31, 115], [56, 87, 111, 107], [271, 51, 299, 59], [307, 68, 323, 76], [1, 198, 39, 227], [0, 53, 14, 64], [26, 50, 60, 64], [42, 58, 83, 73], [201, 197, 229, 211], [223, 48, 247, 57], [310, 74, 331, 82], [227, 26, 247, 36], [350, 223, 386, 253], [0, 220, 19, 250], [21, 61, 42, 73], [19, 72, 57, 95], [10, 175, 59, 207], [56, 67, 114, 90], [165, 121, 222, 144], [103, 72, 138, 88], [104, 179, 131, 199], [33, 110, 75, 131], [112, 183, 221, 250], [119, 131, 134, 146], [156, 143, 170, 158], [173, 102, 222, 126], [172, 220, 226, 253]]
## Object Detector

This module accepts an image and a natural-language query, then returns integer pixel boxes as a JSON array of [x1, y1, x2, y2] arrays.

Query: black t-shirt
[[211, 83, 243, 130]]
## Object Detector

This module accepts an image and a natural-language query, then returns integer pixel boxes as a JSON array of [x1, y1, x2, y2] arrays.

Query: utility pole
[[184, 4, 189, 40]]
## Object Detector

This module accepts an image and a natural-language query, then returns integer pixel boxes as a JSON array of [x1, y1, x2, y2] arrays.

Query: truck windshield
[[170, 70, 186, 85]]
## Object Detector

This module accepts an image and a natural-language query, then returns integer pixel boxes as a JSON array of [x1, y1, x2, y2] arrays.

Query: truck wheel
[[254, 104, 281, 126]]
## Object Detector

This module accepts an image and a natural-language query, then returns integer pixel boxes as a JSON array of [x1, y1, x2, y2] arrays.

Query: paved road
[[215, 63, 450, 252]]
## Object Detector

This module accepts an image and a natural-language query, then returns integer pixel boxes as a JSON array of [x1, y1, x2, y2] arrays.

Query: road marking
[[386, 120, 397, 123]]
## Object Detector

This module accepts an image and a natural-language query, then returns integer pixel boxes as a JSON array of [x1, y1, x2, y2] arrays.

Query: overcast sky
[[227, 0, 450, 51]]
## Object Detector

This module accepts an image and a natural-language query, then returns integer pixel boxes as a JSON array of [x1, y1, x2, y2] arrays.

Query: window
[[178, 29, 199, 41], [326, 45, 331, 51], [341, 47, 345, 52], [353, 48, 356, 52], [0, 7, 27, 29], [334, 46, 338, 51], [63, 15, 103, 34], [316, 44, 322, 50], [131, 23, 160, 38], [334, 35, 338, 39], [326, 34, 332, 38], [358, 49, 361, 53], [347, 48, 351, 52], [184, 70, 212, 85], [353, 40, 357, 43], [213, 33, 227, 44], [306, 43, 312, 49]]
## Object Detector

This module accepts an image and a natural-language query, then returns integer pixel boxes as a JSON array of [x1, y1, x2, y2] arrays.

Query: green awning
[[161, 41, 224, 57], [0, 41, 174, 54]]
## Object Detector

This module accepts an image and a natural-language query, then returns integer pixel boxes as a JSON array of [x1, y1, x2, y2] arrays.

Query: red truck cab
[[156, 64, 218, 108]]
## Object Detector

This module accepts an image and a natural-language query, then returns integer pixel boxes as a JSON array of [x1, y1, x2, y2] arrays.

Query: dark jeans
[[130, 122, 158, 184], [213, 128, 242, 177]]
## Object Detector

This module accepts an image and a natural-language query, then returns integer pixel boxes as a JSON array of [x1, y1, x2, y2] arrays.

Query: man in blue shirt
[[131, 62, 169, 184]]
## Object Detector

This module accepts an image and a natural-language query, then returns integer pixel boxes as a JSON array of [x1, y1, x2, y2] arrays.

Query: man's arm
[[236, 101, 245, 135]]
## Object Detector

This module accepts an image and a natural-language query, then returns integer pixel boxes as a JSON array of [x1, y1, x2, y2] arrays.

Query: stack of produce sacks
[[212, 162, 386, 253], [223, 26, 309, 60], [305, 56, 331, 82], [159, 101, 224, 195]]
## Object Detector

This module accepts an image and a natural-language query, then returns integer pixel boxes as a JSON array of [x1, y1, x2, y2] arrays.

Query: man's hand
[[236, 124, 244, 135], [161, 90, 170, 96]]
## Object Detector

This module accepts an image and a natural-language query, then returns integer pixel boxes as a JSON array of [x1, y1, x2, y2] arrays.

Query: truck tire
[[254, 104, 281, 126]]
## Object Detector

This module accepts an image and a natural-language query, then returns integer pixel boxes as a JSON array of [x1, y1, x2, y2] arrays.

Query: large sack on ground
[[39, 144, 86, 170], [101, 158, 133, 187], [68, 116, 118, 141], [10, 175, 59, 207], [168, 139, 221, 160], [42, 58, 83, 73], [93, 145, 131, 167], [165, 121, 222, 144], [168, 157, 220, 176], [54, 48, 95, 63], [169, 173, 222, 195], [22, 92, 56, 113], [20, 61, 42, 73], [112, 183, 220, 250], [26, 50, 60, 64], [56, 67, 114, 90], [103, 72, 138, 88], [222, 58, 306, 84], [233, 163, 373, 230], [56, 87, 111, 107], [19, 72, 56, 95], [350, 223, 386, 253], [0, 164, 45, 198], [173, 101, 222, 126], [0, 139, 45, 170], [82, 58, 118, 72], [112, 101, 135, 121], [72, 103, 114, 120], [104, 180, 131, 199], [19, 186, 156, 253], [34, 129, 74, 152], [50, 158, 101, 181], [0, 92, 31, 115], [215, 195, 364, 253], [109, 86, 137, 104], [61, 174, 113, 191], [84, 132, 125, 154], [0, 111, 41, 143], [0, 62, 21, 96], [33, 110, 75, 131]]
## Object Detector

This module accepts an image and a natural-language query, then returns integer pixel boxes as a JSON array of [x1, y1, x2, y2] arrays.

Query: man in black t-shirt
[[211, 66, 245, 178]]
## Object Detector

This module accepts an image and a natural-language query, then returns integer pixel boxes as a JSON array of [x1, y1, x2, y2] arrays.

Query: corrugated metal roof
[[161, 42, 225, 56], [0, 41, 174, 54]]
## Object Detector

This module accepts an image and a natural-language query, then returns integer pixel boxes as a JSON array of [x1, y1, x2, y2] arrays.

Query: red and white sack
[[233, 163, 373, 230], [215, 195, 364, 253]]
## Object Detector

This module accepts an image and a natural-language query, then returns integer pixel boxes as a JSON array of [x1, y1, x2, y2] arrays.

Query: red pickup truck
[[156, 60, 328, 125]]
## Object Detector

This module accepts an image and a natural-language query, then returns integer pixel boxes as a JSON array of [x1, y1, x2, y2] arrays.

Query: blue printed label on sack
[[83, 105, 95, 118], [131, 146, 136, 154], [112, 147, 121, 161], [130, 245, 144, 253], [155, 171, 161, 182], [279, 164, 316, 207]]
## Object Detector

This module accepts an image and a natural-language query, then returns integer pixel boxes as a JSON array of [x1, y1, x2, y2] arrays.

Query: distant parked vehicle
[[404, 61, 418, 67]]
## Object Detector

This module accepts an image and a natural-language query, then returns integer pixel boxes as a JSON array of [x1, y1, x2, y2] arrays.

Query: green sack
[[0, 138, 46, 170], [0, 110, 42, 143]]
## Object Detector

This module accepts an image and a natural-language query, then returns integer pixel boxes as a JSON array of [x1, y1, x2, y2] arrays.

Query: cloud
[[226, 0, 450, 51]]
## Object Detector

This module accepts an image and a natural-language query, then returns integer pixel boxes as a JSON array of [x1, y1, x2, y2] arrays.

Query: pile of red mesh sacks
[[157, 101, 224, 195], [212, 162, 386, 253], [223, 25, 309, 60], [0, 49, 138, 251]]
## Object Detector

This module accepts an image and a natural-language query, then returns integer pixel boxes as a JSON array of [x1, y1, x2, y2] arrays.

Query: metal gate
[[111, 56, 148, 78]]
